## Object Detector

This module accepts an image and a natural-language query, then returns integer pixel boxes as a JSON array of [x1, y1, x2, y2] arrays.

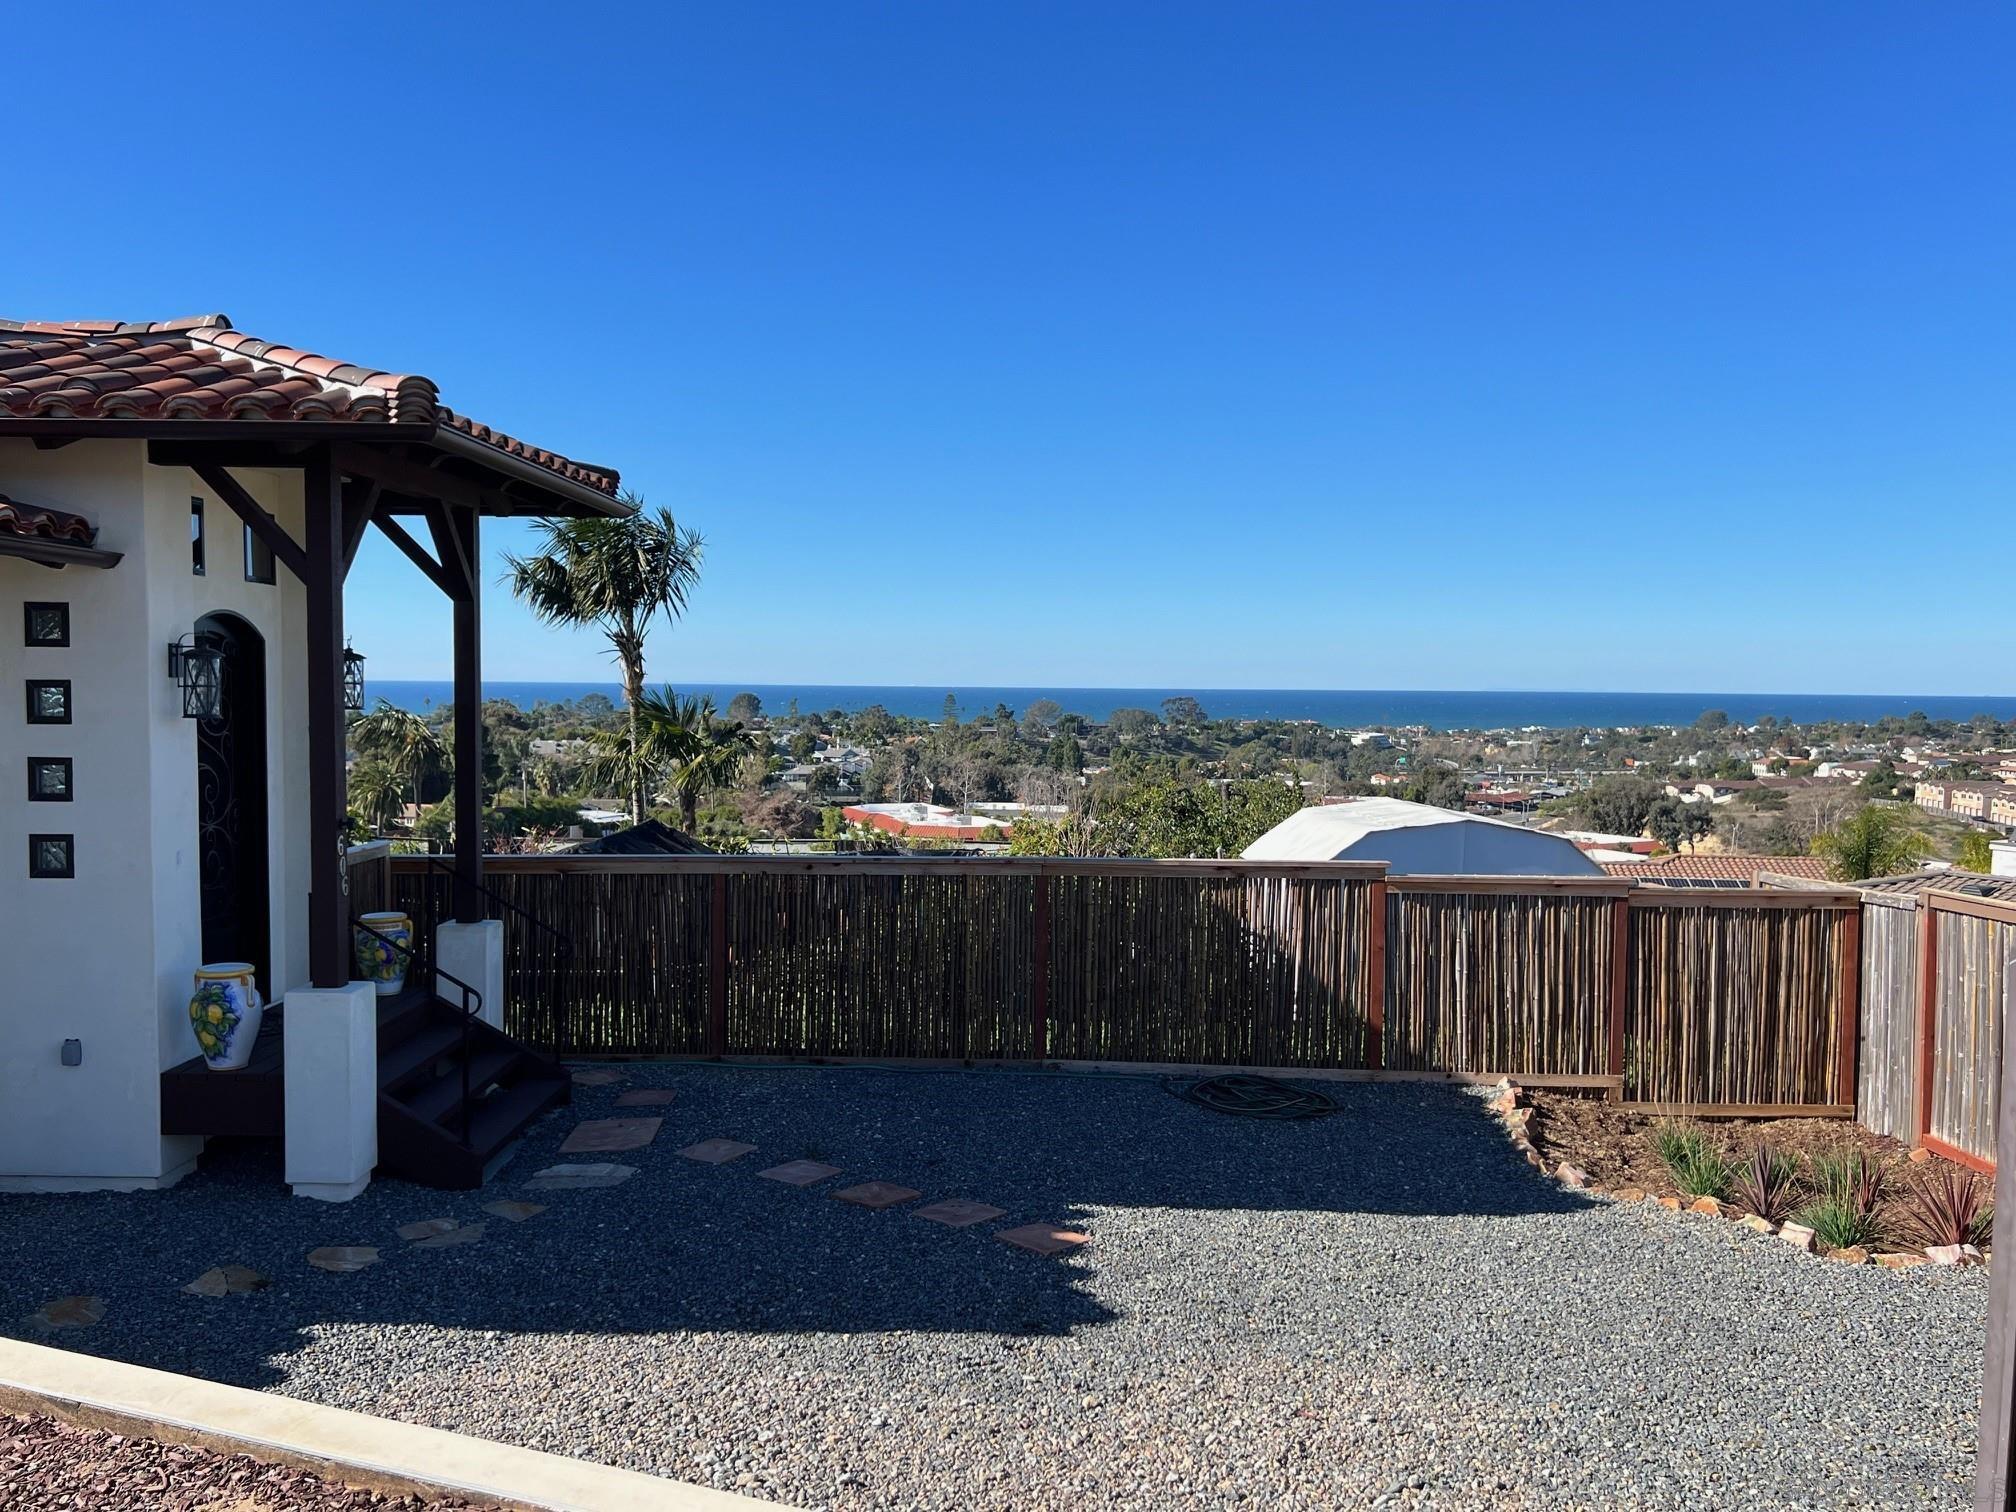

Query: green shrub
[[1796, 1196, 1881, 1252], [1652, 1121, 1734, 1200]]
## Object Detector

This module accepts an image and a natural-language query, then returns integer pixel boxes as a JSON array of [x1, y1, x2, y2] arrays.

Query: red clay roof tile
[[0, 493, 98, 545], [0, 315, 618, 498]]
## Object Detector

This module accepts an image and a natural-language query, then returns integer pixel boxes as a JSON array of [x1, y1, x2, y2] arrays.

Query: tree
[[584, 688, 755, 832], [941, 692, 959, 727], [347, 760, 406, 836], [1579, 777, 1662, 837], [1958, 831, 1994, 874], [504, 496, 704, 824], [1046, 733, 1085, 773], [350, 699, 447, 818], [1680, 803, 1714, 853], [1646, 796, 1688, 853], [789, 730, 818, 763], [1404, 767, 1467, 810], [1108, 707, 1161, 740], [727, 692, 763, 726], [1695, 709, 1730, 730], [1022, 698, 1063, 736], [1162, 696, 1208, 727], [1811, 804, 1931, 881]]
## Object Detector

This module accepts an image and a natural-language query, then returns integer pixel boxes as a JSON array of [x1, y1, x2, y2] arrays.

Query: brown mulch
[[1523, 1090, 1906, 1196], [0, 1410, 500, 1511]]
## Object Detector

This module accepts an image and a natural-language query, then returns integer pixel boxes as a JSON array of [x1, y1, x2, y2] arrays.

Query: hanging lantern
[[343, 644, 367, 713], [168, 635, 224, 721]]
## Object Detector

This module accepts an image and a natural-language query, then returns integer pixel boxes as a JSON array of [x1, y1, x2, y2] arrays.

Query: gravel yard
[[0, 1067, 1985, 1508]]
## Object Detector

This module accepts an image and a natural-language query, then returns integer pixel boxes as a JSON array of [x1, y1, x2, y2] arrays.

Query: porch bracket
[[189, 462, 310, 584]]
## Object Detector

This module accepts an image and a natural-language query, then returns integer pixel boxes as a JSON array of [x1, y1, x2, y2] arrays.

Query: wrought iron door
[[193, 614, 270, 993]]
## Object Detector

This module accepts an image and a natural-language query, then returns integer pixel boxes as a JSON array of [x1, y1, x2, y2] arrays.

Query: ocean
[[362, 682, 2016, 731]]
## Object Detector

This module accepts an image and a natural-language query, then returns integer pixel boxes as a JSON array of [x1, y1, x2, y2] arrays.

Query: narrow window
[[191, 496, 206, 576], [244, 523, 275, 584], [29, 834, 74, 879], [28, 757, 73, 802]]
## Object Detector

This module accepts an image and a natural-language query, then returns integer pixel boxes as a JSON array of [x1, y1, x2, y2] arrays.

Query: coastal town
[[352, 688, 2016, 885]]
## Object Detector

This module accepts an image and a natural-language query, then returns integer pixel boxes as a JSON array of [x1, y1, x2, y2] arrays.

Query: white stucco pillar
[[436, 919, 505, 1030], [283, 980, 377, 1202]]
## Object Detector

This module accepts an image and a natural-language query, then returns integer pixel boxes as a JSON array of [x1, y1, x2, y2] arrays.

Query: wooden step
[[462, 1071, 569, 1160], [377, 1020, 465, 1092], [400, 1045, 524, 1127]]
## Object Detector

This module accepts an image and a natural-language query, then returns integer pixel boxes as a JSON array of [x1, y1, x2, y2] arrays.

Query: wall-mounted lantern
[[167, 635, 224, 721], [343, 644, 367, 713]]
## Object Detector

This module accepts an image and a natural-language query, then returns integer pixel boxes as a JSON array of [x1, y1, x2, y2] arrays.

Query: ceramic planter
[[354, 910, 413, 996], [189, 963, 263, 1071]]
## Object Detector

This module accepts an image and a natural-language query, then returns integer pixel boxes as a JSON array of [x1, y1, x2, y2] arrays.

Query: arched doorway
[[193, 612, 270, 998]]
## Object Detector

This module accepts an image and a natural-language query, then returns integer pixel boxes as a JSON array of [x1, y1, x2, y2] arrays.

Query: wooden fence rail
[[383, 855, 1870, 1112]]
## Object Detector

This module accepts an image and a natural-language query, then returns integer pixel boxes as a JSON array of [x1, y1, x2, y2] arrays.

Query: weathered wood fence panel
[[1928, 901, 2016, 1167], [344, 841, 390, 919], [1382, 885, 1617, 1077], [1046, 871, 1373, 1067], [1856, 895, 1921, 1140], [1624, 895, 1855, 1108]]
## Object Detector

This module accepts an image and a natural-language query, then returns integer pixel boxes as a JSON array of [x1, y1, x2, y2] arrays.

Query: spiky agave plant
[[1898, 1167, 1993, 1250], [1797, 1148, 1886, 1251], [1652, 1120, 1734, 1200], [1729, 1143, 1801, 1225]]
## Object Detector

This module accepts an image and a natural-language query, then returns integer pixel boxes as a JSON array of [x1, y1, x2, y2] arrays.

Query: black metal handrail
[[419, 854, 576, 1055], [353, 916, 485, 1145]]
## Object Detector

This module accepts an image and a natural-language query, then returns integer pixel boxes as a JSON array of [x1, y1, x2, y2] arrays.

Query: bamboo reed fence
[[383, 855, 1869, 1113]]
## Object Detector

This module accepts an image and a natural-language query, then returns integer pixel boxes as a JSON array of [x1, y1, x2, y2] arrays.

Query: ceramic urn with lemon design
[[188, 963, 263, 1070]]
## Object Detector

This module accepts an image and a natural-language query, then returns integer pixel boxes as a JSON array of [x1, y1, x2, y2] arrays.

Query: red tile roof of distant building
[[1600, 853, 1836, 882], [0, 315, 618, 498]]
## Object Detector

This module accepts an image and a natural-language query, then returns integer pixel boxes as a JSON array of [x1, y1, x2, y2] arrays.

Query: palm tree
[[348, 760, 406, 836], [350, 700, 448, 820], [1811, 804, 1930, 881], [580, 689, 754, 832], [504, 496, 704, 824]]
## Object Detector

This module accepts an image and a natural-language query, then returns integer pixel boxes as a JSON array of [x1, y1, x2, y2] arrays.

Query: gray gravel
[[0, 1067, 1984, 1508]]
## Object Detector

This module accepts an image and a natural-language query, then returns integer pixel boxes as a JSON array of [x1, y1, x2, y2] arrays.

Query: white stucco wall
[[0, 441, 311, 1188]]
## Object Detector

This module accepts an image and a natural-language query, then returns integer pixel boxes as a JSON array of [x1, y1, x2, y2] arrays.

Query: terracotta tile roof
[[1858, 870, 2016, 902], [1600, 853, 1837, 882], [0, 492, 98, 545], [0, 315, 618, 499]]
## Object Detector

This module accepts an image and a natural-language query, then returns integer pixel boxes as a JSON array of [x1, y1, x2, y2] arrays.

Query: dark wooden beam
[[32, 436, 78, 451], [189, 463, 310, 584], [340, 479, 381, 576], [425, 501, 475, 601], [331, 441, 507, 516], [302, 450, 350, 989], [373, 513, 455, 597], [446, 502, 484, 922]]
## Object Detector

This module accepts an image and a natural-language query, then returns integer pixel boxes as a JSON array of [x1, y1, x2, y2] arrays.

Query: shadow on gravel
[[0, 1069, 1590, 1390]]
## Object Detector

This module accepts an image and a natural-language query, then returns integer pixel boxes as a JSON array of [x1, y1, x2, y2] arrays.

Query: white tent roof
[[1241, 798, 1600, 876]]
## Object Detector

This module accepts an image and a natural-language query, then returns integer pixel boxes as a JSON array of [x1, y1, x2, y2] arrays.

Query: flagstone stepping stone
[[26, 1296, 103, 1330], [412, 1222, 486, 1249], [571, 1068, 626, 1086], [483, 1200, 547, 1223], [182, 1266, 268, 1297], [913, 1199, 1007, 1228], [559, 1116, 662, 1154], [306, 1247, 381, 1274], [615, 1088, 678, 1107], [758, 1159, 843, 1187], [398, 1218, 464, 1242], [832, 1181, 921, 1211], [995, 1223, 1090, 1257], [524, 1162, 638, 1190], [680, 1138, 757, 1165]]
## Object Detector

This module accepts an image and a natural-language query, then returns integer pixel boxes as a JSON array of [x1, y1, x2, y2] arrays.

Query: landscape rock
[[1828, 1246, 1869, 1266], [1926, 1244, 1985, 1267], [1907, 1147, 1933, 1164], [1876, 1252, 1930, 1269], [25, 1296, 103, 1330], [397, 1218, 463, 1242], [411, 1222, 486, 1250], [1555, 1163, 1589, 1190], [1613, 1186, 1646, 1204], [1779, 1223, 1816, 1253], [1738, 1215, 1776, 1235], [1687, 1196, 1722, 1218], [523, 1162, 637, 1190], [1656, 1196, 1682, 1211], [182, 1265, 268, 1297], [305, 1247, 380, 1274], [483, 1200, 547, 1223]]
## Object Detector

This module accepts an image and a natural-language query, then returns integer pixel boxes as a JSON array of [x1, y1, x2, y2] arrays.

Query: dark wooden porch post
[[444, 503, 484, 923], [303, 451, 350, 987]]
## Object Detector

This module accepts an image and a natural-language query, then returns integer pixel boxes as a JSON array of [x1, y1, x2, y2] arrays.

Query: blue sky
[[7, 5, 2012, 693]]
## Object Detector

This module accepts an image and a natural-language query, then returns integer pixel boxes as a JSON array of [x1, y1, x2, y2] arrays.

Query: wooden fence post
[[1607, 895, 1630, 1100], [708, 872, 728, 1058], [1032, 873, 1051, 1063], [1365, 877, 1387, 1071], [1836, 905, 1862, 1110], [1918, 898, 1939, 1145]]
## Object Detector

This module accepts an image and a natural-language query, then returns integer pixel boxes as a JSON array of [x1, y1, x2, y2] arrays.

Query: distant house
[[1599, 854, 1836, 888], [560, 818, 711, 855], [842, 803, 1011, 842], [1241, 798, 1602, 876]]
